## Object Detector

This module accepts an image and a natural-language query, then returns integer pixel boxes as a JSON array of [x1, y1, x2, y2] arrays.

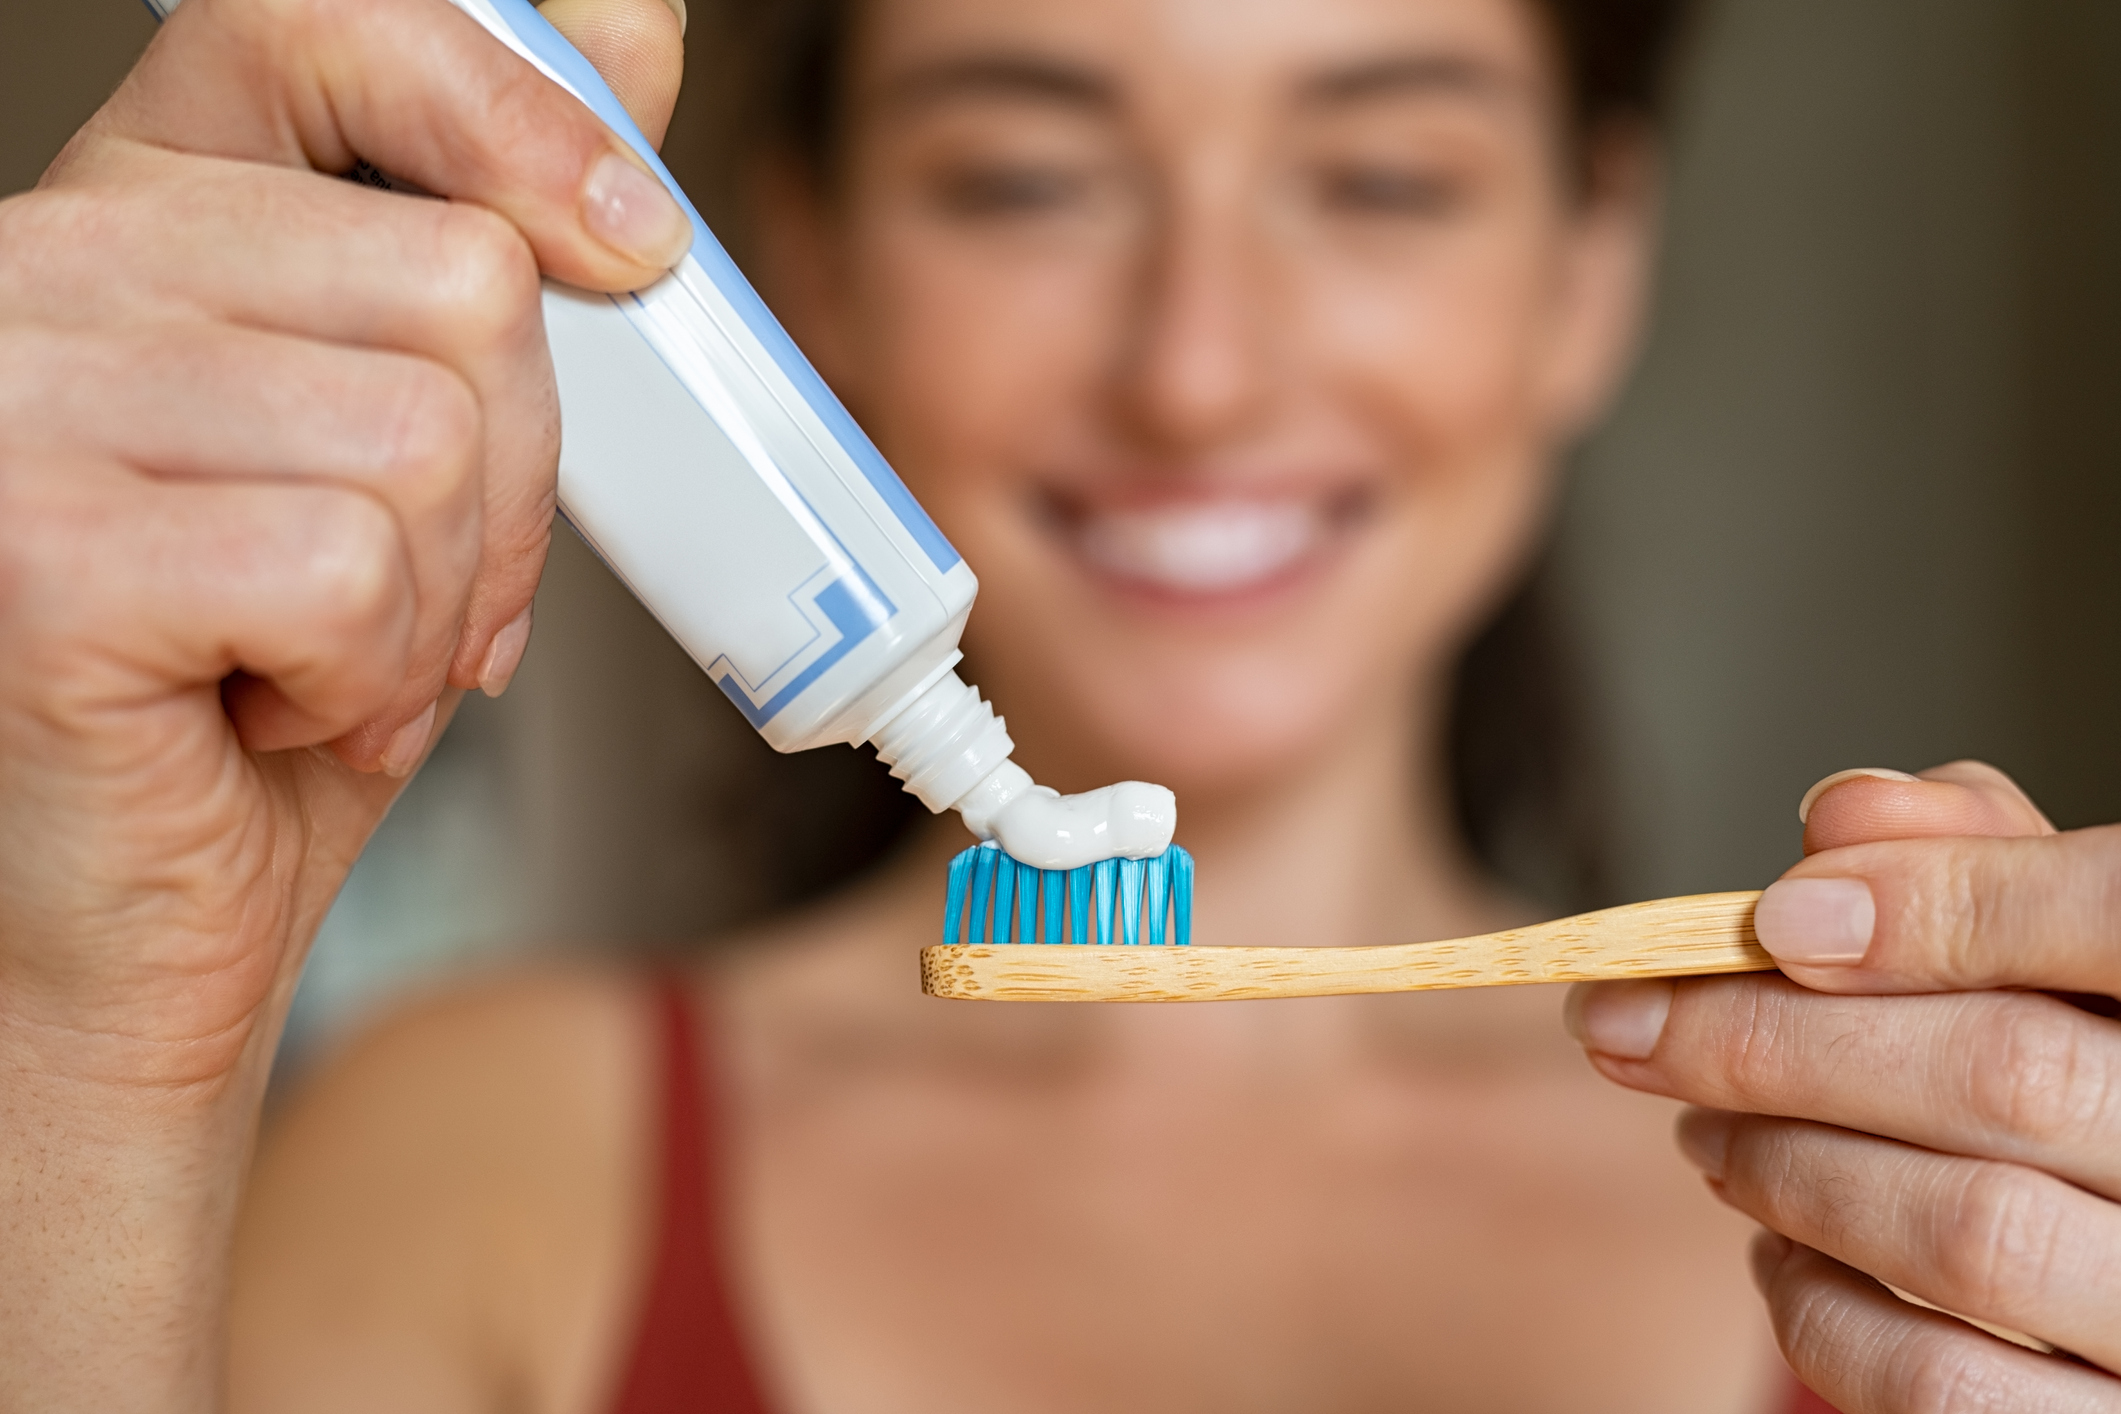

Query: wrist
[[0, 1026, 275, 1413], [0, 946, 292, 1414]]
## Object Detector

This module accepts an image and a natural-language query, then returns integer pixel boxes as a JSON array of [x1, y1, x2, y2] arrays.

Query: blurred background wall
[[1564, 0, 2121, 899], [6, 0, 2117, 1057]]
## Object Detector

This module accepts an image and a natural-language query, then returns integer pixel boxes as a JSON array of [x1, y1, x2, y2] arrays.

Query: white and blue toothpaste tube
[[141, 0, 1176, 869]]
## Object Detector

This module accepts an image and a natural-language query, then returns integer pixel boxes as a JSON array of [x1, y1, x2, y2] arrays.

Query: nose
[[1115, 162, 1278, 456]]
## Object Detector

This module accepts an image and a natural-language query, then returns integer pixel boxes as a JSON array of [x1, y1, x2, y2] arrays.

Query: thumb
[[538, 0, 687, 149], [98, 0, 692, 290]]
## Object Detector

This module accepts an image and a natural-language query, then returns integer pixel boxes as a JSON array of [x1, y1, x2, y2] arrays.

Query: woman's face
[[763, 0, 1652, 798]]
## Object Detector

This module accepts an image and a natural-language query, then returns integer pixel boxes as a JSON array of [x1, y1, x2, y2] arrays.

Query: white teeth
[[1078, 501, 1322, 592]]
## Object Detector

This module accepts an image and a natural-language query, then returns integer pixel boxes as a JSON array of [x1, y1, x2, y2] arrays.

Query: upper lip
[[1035, 471, 1383, 522]]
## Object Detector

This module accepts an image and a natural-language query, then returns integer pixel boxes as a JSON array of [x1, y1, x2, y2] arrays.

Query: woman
[[0, 0, 2115, 1410]]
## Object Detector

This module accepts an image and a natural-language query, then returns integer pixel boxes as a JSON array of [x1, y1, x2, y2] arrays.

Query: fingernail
[[380, 700, 439, 778], [478, 605, 534, 698], [662, 0, 687, 34], [1748, 1229, 1794, 1292], [1797, 767, 1920, 825], [581, 152, 692, 269], [1755, 877, 1876, 966], [1563, 979, 1674, 1060], [1676, 1108, 1733, 1180]]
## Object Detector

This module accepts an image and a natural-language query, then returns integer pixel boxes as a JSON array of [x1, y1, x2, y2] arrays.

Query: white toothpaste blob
[[952, 761, 1177, 871]]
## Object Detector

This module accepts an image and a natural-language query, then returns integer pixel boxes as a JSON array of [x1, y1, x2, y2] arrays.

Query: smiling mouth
[[1047, 489, 1377, 598]]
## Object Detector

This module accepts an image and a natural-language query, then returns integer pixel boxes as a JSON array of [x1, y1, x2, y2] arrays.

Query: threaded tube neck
[[867, 671, 1016, 814]]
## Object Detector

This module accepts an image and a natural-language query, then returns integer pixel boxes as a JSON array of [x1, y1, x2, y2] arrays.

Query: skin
[[1571, 762, 2121, 1411], [0, 2, 2115, 1414]]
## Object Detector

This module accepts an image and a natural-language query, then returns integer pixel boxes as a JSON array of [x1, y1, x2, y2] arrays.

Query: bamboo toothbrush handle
[[920, 891, 1773, 1002]]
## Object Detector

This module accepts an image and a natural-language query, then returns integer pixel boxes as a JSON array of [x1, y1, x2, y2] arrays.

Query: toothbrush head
[[941, 842, 1193, 947]]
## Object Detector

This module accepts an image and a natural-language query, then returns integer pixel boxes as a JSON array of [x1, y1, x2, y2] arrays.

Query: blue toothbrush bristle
[[1143, 856, 1168, 948], [969, 844, 998, 945], [991, 852, 1016, 942], [1091, 859, 1117, 945], [943, 842, 1196, 947], [1118, 858, 1143, 946], [944, 849, 974, 946], [1171, 848, 1193, 946], [1042, 868, 1065, 945], [1017, 864, 1041, 945]]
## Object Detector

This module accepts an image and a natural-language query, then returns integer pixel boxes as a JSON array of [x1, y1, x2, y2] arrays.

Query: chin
[[963, 579, 1429, 803], [982, 662, 1379, 805]]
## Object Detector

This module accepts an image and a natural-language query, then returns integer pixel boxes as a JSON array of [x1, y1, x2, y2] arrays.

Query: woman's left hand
[[1567, 761, 2121, 1412]]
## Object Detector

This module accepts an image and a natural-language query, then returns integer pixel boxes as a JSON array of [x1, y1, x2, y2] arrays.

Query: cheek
[[1298, 231, 1571, 619], [1311, 228, 1566, 475]]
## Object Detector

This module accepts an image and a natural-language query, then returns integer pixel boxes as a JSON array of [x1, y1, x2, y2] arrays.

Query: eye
[[928, 163, 1091, 218], [1314, 164, 1464, 218]]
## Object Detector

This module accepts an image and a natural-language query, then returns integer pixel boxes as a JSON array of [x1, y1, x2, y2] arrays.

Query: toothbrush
[[921, 890, 1772, 1001]]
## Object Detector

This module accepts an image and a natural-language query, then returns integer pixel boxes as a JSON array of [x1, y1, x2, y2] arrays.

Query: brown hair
[[665, 0, 1700, 914]]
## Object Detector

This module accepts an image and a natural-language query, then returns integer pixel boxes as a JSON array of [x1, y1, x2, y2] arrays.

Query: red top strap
[[607, 978, 776, 1414], [1786, 1379, 1843, 1414]]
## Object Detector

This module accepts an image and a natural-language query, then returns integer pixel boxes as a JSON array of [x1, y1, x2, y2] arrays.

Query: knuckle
[[0, 182, 88, 248], [421, 202, 542, 350], [1722, 988, 1788, 1098], [1908, 842, 1989, 980], [1936, 1163, 2064, 1316], [0, 327, 61, 420], [1932, 758, 2014, 792], [1897, 1338, 1994, 1414], [0, 452, 87, 602], [0, 464, 41, 616], [1769, 1255, 1970, 1414], [298, 491, 408, 639], [2063, 826, 2121, 941], [1767, 1256, 1869, 1394], [1796, 1154, 1873, 1255], [1964, 1000, 2111, 1149], [376, 359, 482, 491], [1767, 1267, 1833, 1367], [222, 0, 350, 52], [0, 191, 35, 264]]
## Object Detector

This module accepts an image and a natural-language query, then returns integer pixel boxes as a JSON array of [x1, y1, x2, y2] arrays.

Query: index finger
[[1753, 825, 2121, 998], [77, 0, 691, 289]]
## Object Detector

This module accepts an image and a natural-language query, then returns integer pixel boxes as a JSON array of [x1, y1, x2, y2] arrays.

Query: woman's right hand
[[0, 0, 683, 1403]]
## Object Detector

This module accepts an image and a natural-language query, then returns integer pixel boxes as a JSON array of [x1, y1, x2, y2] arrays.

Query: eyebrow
[[1298, 54, 1514, 108], [878, 55, 1116, 116], [872, 49, 1511, 121]]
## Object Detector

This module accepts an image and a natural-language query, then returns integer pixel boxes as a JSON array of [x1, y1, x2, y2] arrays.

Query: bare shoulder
[[230, 966, 658, 1414]]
